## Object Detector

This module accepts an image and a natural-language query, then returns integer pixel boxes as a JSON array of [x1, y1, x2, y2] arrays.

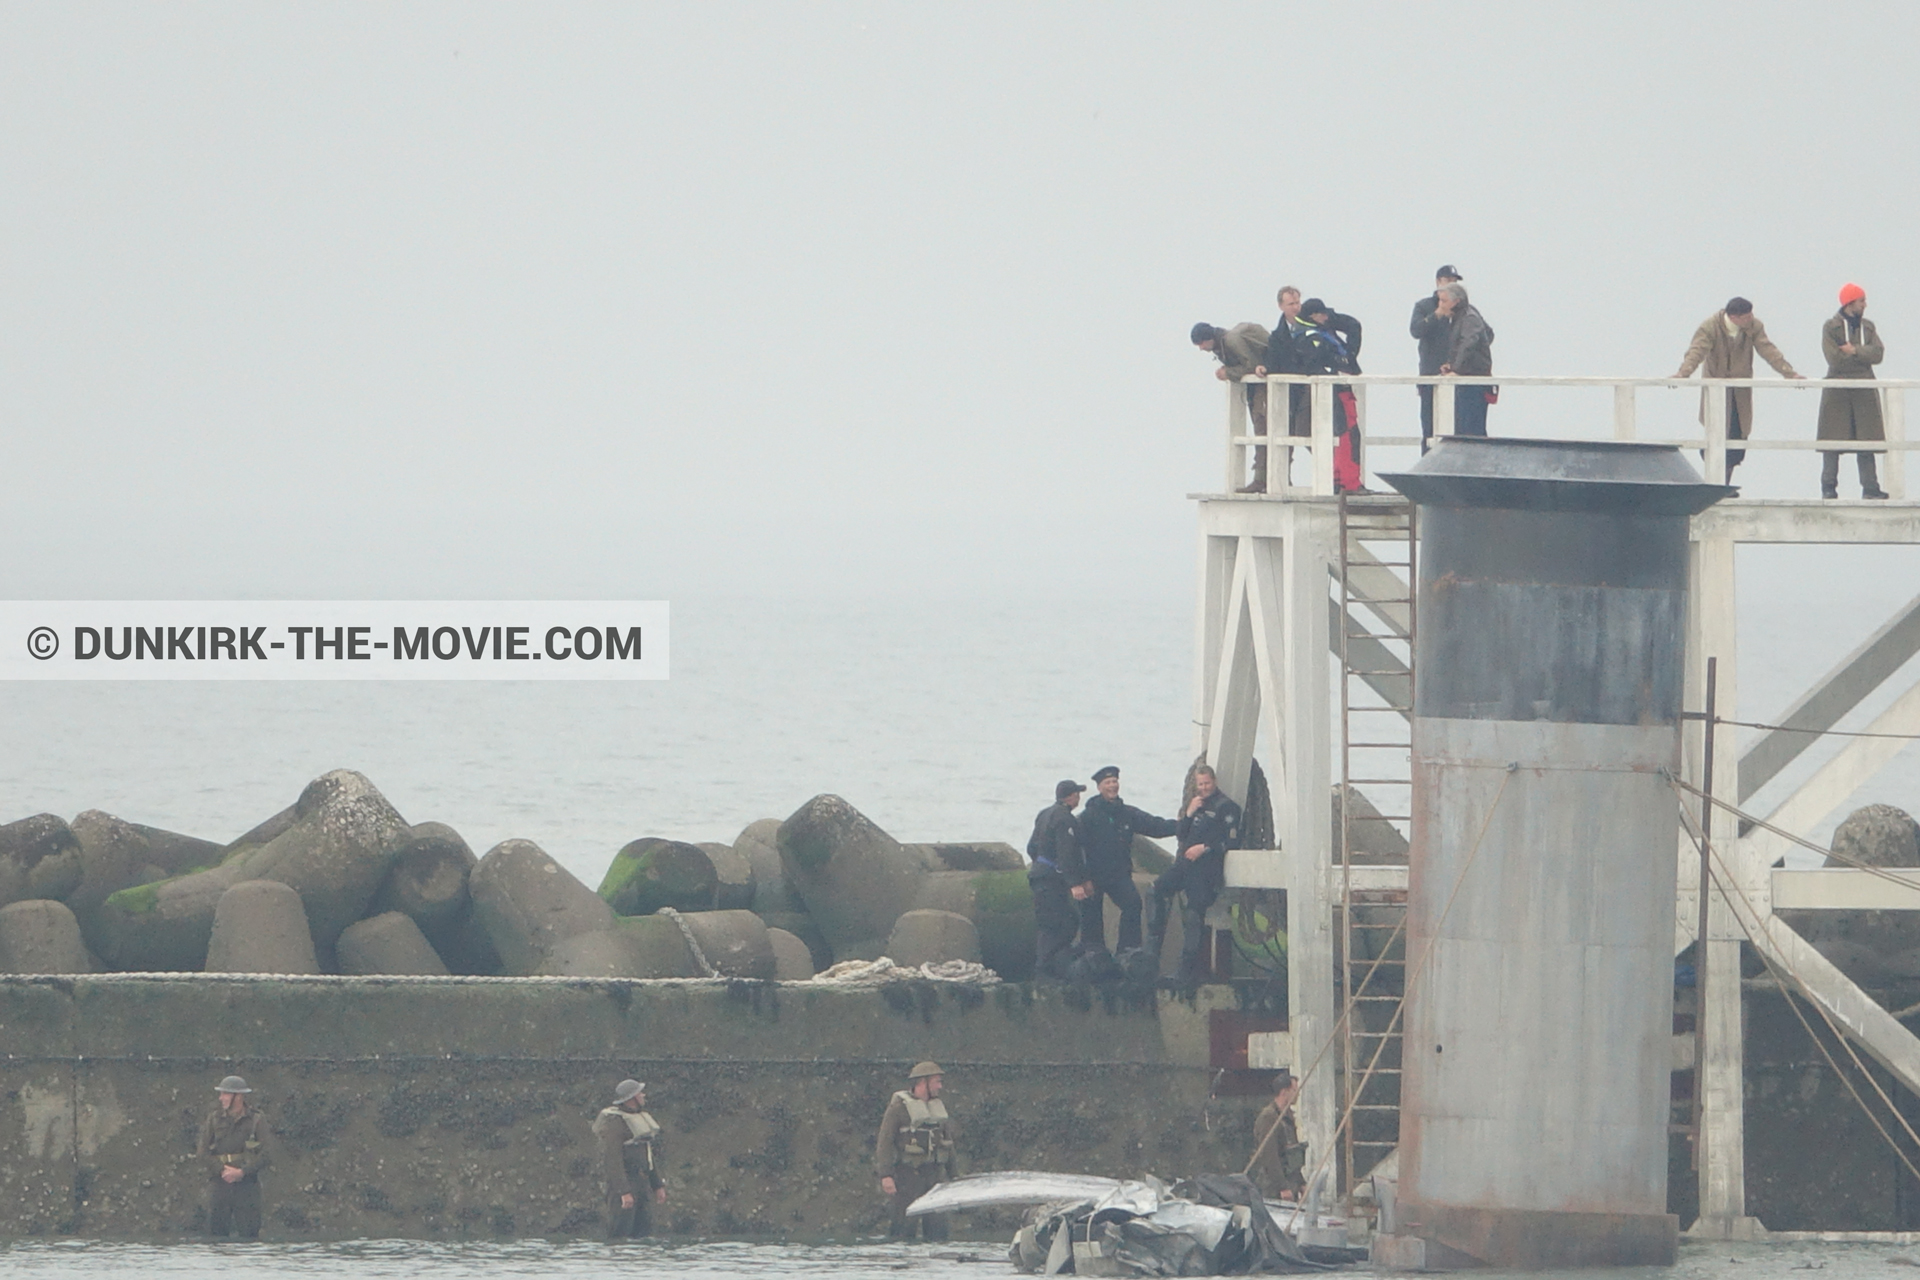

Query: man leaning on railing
[[1192, 320, 1272, 492], [1672, 296, 1804, 484]]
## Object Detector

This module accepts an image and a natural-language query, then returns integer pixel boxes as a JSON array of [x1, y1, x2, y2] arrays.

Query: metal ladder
[[1335, 493, 1417, 1199]]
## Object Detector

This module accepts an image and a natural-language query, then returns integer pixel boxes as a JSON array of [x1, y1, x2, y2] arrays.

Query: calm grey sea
[[3, 565, 1919, 882], [3, 1236, 1920, 1278]]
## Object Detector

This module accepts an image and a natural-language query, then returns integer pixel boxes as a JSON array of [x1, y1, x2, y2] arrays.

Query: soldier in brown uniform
[[1250, 1072, 1307, 1202], [591, 1078, 667, 1240], [194, 1074, 271, 1239], [874, 1060, 957, 1240]]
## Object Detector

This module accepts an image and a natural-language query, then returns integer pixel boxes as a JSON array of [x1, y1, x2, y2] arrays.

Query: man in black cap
[[1147, 766, 1243, 985], [1409, 266, 1463, 450], [1075, 766, 1179, 957], [1027, 780, 1091, 980]]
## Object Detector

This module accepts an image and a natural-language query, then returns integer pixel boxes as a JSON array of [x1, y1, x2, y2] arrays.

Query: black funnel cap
[[1380, 437, 1735, 516]]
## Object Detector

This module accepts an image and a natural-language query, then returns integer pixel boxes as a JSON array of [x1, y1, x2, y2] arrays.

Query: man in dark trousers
[[1028, 780, 1091, 980], [1193, 320, 1275, 492], [1147, 765, 1243, 984], [1409, 266, 1463, 450], [1436, 282, 1496, 437], [195, 1074, 270, 1240], [592, 1078, 667, 1239], [1075, 765, 1178, 956], [1817, 283, 1890, 499]]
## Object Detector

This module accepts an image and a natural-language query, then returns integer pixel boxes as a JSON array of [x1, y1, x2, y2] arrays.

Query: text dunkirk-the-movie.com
[[1, 602, 668, 681]]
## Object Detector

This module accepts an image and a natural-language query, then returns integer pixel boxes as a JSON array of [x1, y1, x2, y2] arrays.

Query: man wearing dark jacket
[[1297, 299, 1366, 492], [1075, 766, 1178, 955], [1409, 266, 1463, 450], [1028, 781, 1091, 979], [1437, 282, 1496, 437], [1147, 766, 1244, 984]]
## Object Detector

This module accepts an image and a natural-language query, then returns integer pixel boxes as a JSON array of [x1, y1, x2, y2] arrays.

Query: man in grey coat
[[1436, 282, 1495, 437], [1817, 283, 1889, 500]]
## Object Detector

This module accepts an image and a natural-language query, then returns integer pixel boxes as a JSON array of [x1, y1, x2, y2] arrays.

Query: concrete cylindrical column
[[1381, 438, 1728, 1269]]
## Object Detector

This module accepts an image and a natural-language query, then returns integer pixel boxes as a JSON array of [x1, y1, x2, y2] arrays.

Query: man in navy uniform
[[1147, 766, 1244, 984]]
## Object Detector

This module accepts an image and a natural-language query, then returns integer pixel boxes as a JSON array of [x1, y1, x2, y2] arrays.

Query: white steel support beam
[[1687, 531, 1759, 1238], [1281, 504, 1338, 1182], [1193, 534, 1238, 760], [1747, 677, 1920, 871], [1205, 546, 1259, 814], [1740, 593, 1920, 802]]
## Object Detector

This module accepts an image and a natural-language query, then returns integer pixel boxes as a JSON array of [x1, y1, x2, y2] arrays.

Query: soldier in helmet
[[592, 1078, 667, 1240], [874, 1060, 958, 1239], [194, 1074, 271, 1239]]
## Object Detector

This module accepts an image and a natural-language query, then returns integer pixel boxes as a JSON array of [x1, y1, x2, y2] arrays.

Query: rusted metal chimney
[[1376, 437, 1730, 1269]]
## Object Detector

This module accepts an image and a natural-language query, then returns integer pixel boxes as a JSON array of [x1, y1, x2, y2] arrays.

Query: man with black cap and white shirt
[[1027, 780, 1091, 980], [196, 1073, 271, 1239], [1075, 766, 1179, 957], [1409, 266, 1463, 450]]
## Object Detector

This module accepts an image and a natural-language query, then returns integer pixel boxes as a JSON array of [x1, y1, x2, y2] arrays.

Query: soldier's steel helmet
[[908, 1061, 944, 1080], [216, 1075, 252, 1094], [613, 1079, 646, 1104]]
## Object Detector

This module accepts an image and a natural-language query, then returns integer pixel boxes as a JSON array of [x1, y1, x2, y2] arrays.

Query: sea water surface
[[4, 1236, 1920, 1279]]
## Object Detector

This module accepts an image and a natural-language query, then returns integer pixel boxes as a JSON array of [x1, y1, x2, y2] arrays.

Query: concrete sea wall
[[0, 974, 1259, 1241]]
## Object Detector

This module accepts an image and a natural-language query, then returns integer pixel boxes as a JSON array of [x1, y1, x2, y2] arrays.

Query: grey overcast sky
[[2, 2, 1916, 603]]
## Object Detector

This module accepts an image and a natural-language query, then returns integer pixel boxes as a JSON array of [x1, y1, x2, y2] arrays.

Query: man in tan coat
[[1817, 283, 1889, 500], [875, 1060, 957, 1240], [1673, 296, 1804, 481], [1193, 320, 1273, 492]]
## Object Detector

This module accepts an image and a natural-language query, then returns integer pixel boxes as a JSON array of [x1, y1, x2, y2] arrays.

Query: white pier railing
[[1227, 374, 1919, 499]]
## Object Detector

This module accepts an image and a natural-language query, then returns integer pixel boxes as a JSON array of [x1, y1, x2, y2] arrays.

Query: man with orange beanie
[[1816, 283, 1889, 499]]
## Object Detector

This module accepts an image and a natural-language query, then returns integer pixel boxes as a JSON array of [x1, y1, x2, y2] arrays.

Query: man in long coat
[[1672, 296, 1804, 481], [1817, 283, 1889, 499]]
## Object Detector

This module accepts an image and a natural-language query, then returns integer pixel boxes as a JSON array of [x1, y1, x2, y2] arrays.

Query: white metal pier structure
[[1194, 370, 1920, 1238]]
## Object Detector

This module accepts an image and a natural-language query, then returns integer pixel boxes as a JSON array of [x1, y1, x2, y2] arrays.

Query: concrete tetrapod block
[[767, 927, 814, 979], [777, 795, 937, 958], [1130, 834, 1174, 875], [0, 814, 83, 909], [735, 819, 793, 913], [68, 811, 223, 953], [336, 911, 449, 976], [93, 770, 411, 971], [887, 909, 982, 968], [368, 822, 476, 951], [204, 880, 320, 975], [908, 842, 1026, 873], [598, 838, 719, 915], [538, 929, 648, 978], [699, 842, 757, 911], [470, 838, 616, 975], [681, 909, 777, 980], [0, 899, 93, 974], [755, 911, 833, 972], [911, 869, 1036, 981]]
